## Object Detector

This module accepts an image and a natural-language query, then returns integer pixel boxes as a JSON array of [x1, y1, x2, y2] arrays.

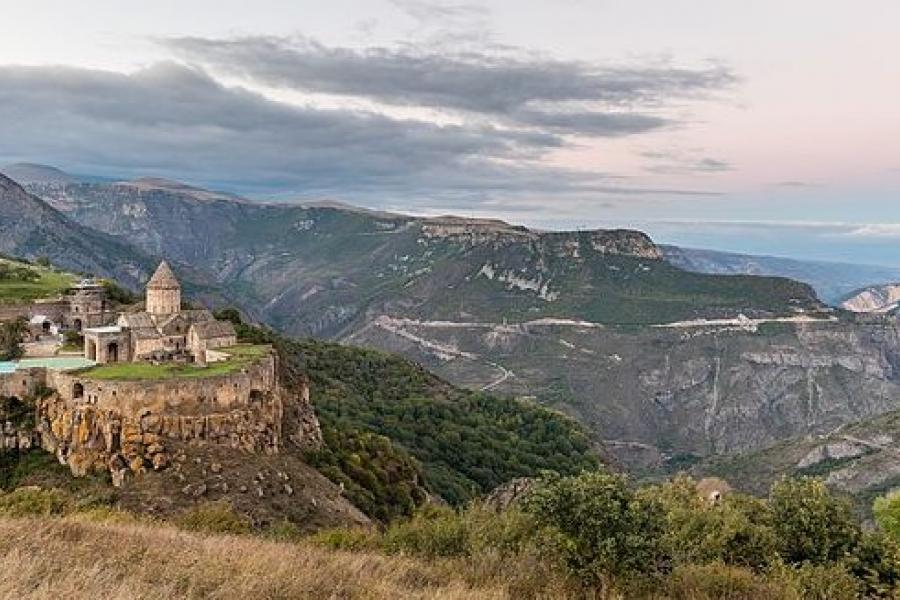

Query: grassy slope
[[0, 515, 513, 599], [0, 257, 75, 304], [412, 245, 820, 327], [78, 344, 270, 380]]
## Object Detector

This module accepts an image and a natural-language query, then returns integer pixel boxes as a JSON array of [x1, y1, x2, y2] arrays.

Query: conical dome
[[147, 261, 180, 289]]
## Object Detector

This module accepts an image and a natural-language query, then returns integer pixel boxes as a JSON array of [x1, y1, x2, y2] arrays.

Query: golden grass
[[0, 515, 522, 599]]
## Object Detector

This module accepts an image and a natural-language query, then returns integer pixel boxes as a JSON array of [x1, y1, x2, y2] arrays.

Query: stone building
[[145, 261, 181, 316], [83, 261, 236, 365], [68, 279, 111, 331]]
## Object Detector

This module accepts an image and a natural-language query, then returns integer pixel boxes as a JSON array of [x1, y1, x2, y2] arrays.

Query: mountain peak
[[117, 177, 244, 204], [0, 163, 79, 185]]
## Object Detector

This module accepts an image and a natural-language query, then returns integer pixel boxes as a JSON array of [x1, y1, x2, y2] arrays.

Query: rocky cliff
[[842, 284, 900, 313], [345, 314, 900, 472], [0, 351, 322, 487]]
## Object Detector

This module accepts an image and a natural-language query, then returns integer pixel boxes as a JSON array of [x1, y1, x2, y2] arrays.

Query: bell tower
[[146, 261, 181, 316]]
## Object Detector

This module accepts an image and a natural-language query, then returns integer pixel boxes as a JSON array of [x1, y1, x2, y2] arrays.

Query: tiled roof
[[147, 261, 180, 289], [190, 320, 236, 340], [118, 312, 156, 329]]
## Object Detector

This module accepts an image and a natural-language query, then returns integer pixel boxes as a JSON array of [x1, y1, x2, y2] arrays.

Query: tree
[[874, 491, 900, 542], [645, 475, 777, 570], [769, 477, 860, 565], [521, 471, 667, 586], [0, 319, 27, 361]]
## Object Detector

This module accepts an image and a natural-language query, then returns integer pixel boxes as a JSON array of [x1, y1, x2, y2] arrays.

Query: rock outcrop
[[0, 349, 322, 487], [842, 284, 900, 313]]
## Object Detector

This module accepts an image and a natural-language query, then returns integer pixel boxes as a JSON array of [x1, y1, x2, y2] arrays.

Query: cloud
[[640, 149, 732, 175], [163, 35, 734, 137], [0, 62, 716, 203], [389, 0, 489, 24], [842, 224, 900, 239]]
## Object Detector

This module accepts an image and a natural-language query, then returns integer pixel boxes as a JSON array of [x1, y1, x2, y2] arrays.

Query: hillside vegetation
[[3, 470, 900, 598], [0, 256, 74, 304], [232, 318, 598, 512], [18, 177, 823, 336]]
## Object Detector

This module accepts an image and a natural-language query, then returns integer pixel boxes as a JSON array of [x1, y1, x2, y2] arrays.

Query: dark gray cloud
[[0, 62, 717, 204], [163, 35, 733, 137]]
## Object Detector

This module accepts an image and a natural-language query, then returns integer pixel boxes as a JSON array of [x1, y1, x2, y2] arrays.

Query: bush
[[383, 506, 470, 558], [521, 471, 667, 585], [0, 319, 26, 361], [874, 490, 900, 541], [263, 519, 304, 542], [769, 561, 861, 599], [647, 475, 777, 569], [0, 487, 69, 517], [769, 477, 860, 564], [305, 427, 428, 523], [311, 527, 380, 552], [176, 501, 251, 535]]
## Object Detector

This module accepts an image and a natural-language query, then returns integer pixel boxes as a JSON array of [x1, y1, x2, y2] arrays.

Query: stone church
[[83, 261, 236, 365]]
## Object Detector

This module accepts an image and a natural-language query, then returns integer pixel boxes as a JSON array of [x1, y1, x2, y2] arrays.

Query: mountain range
[[3, 162, 900, 494]]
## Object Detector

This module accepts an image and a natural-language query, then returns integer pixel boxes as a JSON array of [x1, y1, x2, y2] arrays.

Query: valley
[[3, 166, 900, 499]]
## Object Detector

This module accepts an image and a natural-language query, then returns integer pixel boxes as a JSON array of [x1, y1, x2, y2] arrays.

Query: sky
[[1, 0, 899, 265]]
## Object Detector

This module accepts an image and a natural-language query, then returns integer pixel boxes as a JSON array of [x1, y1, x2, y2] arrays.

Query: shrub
[[0, 487, 69, 517], [383, 505, 469, 558], [462, 504, 537, 557], [176, 501, 251, 535], [0, 319, 26, 361], [769, 561, 861, 599], [311, 526, 380, 552], [264, 519, 303, 542], [647, 475, 777, 570], [769, 477, 860, 565], [521, 471, 667, 585], [874, 490, 900, 541]]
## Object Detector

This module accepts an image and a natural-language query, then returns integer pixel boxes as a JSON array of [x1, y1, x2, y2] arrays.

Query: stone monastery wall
[[0, 352, 304, 486]]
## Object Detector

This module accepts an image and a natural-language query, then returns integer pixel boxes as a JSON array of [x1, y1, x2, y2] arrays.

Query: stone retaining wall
[[0, 350, 309, 486]]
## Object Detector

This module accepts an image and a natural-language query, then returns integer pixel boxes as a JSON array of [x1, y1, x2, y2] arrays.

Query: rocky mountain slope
[[18, 176, 819, 339], [663, 245, 900, 306], [698, 403, 900, 517], [10, 170, 900, 491], [841, 284, 900, 313], [0, 174, 153, 288], [345, 313, 900, 470]]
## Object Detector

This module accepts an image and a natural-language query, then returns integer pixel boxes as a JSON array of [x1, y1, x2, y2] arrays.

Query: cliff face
[[345, 315, 900, 470], [842, 284, 900, 313], [0, 352, 323, 486]]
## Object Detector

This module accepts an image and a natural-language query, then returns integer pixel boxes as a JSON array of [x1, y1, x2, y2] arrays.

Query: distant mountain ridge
[[1, 163, 80, 185], [10, 174, 821, 339], [841, 284, 900, 313], [11, 166, 900, 493], [662, 245, 900, 305]]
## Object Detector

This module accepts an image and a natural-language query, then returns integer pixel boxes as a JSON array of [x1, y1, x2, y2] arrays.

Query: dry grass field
[[0, 515, 520, 600]]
